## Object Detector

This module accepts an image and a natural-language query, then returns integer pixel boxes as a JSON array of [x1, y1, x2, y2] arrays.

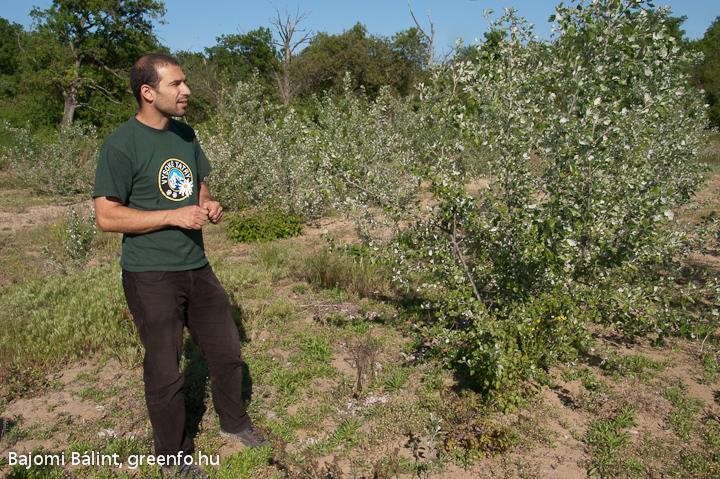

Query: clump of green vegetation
[[382, 365, 411, 393], [585, 405, 643, 478], [213, 445, 274, 478], [253, 242, 299, 280], [226, 209, 302, 243], [302, 248, 391, 298], [309, 417, 362, 454], [43, 207, 97, 274], [663, 383, 703, 440], [600, 352, 666, 379], [0, 264, 139, 376]]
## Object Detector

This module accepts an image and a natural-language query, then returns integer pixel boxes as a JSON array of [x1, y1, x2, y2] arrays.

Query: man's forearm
[[199, 181, 212, 205], [95, 201, 176, 234]]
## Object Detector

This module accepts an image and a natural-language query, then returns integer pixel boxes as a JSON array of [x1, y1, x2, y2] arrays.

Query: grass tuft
[[585, 405, 642, 478], [0, 264, 139, 373], [301, 249, 391, 298]]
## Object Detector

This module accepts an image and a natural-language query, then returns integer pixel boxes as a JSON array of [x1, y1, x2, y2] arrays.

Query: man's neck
[[135, 108, 171, 130]]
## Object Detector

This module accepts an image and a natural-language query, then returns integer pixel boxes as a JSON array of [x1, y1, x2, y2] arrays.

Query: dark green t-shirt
[[92, 117, 212, 272]]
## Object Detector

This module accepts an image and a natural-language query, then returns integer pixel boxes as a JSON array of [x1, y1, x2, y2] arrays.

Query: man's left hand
[[202, 200, 223, 224]]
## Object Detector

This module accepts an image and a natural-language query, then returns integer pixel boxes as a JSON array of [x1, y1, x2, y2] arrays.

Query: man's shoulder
[[102, 118, 138, 154], [169, 118, 197, 142]]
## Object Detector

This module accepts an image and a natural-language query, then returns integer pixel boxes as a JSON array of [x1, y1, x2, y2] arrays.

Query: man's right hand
[[172, 205, 209, 230]]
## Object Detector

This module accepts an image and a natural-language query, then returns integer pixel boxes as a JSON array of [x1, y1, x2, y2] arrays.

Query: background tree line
[[0, 1, 431, 133], [0, 1, 718, 134]]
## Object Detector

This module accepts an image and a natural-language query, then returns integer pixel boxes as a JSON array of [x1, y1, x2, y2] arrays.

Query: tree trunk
[[60, 60, 81, 130], [281, 51, 292, 106], [272, 9, 311, 106], [60, 87, 78, 130]]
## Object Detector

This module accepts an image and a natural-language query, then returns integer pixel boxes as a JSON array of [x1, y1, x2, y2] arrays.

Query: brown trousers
[[122, 265, 250, 456]]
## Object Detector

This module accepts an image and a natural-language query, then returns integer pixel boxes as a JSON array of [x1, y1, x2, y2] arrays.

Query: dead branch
[[408, 0, 436, 68]]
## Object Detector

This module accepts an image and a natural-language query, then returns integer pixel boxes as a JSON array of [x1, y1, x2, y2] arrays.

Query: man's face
[[147, 63, 191, 117]]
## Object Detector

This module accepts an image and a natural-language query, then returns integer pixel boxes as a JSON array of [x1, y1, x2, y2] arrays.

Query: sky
[[2, 0, 718, 56]]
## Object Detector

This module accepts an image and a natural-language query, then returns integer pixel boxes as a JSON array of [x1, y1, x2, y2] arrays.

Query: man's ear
[[140, 84, 154, 103]]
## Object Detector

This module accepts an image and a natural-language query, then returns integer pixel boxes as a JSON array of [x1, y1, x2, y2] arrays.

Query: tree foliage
[[292, 23, 428, 97], [694, 16, 720, 127], [26, 0, 166, 130], [205, 27, 279, 88]]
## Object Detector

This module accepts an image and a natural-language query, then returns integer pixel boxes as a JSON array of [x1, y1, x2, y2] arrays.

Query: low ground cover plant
[[226, 209, 302, 243]]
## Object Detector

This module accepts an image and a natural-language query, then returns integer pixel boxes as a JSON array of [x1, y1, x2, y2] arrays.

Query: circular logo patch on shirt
[[158, 158, 194, 201]]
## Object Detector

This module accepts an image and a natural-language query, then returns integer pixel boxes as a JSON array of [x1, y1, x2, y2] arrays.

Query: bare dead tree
[[408, 0, 436, 68], [271, 8, 312, 106]]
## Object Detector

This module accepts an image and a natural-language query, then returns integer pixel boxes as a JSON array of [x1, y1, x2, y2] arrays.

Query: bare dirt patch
[[0, 199, 93, 234]]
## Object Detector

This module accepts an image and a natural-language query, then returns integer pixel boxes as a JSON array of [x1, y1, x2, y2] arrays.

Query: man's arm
[[94, 196, 209, 233], [199, 181, 224, 224]]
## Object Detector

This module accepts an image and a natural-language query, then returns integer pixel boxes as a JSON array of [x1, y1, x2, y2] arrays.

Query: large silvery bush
[[394, 0, 708, 401], [199, 79, 326, 219], [312, 76, 419, 239], [202, 75, 419, 224], [1, 121, 98, 195]]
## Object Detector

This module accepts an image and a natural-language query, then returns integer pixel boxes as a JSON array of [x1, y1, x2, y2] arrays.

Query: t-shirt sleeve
[[195, 138, 212, 181], [92, 143, 133, 203]]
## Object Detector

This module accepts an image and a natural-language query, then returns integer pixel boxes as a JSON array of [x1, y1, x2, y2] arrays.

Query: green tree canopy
[[695, 16, 720, 127], [292, 23, 425, 98], [27, 0, 166, 130], [0, 18, 23, 98], [205, 27, 279, 87]]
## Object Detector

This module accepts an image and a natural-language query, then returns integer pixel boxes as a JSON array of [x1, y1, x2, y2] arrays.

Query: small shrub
[[226, 209, 302, 243], [43, 207, 97, 274], [439, 390, 513, 465]]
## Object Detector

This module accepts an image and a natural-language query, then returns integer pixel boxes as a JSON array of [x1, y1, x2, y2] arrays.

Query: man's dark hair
[[130, 53, 180, 105]]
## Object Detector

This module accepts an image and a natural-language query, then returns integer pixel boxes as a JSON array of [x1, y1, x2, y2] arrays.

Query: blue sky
[[2, 1, 718, 55]]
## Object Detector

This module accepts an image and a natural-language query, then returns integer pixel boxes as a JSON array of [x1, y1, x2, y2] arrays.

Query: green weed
[[663, 383, 703, 440], [310, 418, 362, 454], [585, 405, 642, 478], [600, 352, 666, 379], [261, 301, 296, 324], [267, 367, 314, 404], [382, 366, 410, 393], [211, 446, 274, 479], [297, 336, 333, 364]]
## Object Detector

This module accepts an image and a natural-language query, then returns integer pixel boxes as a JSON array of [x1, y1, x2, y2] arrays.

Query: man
[[93, 53, 267, 479]]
